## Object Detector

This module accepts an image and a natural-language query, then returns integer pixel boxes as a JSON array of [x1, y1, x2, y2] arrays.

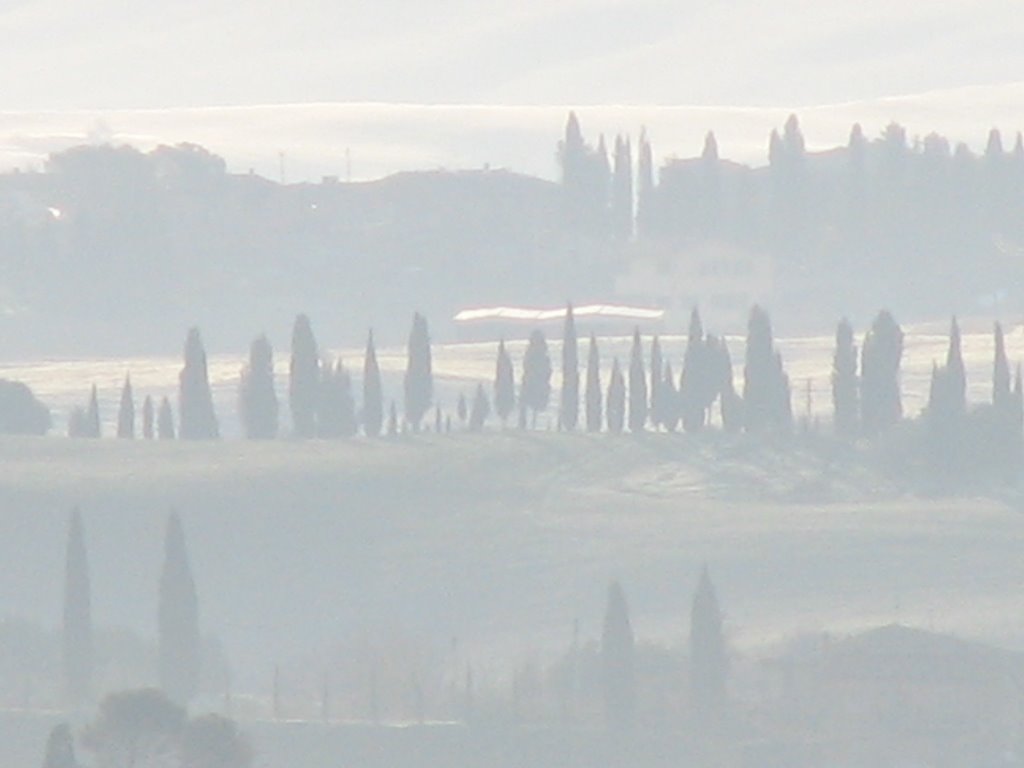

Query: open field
[[1, 431, 1023, 703]]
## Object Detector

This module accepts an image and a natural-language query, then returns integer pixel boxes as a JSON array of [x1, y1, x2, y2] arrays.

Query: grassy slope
[[1, 432, 1022, 692]]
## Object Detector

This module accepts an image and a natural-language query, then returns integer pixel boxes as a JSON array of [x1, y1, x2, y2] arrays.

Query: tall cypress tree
[[116, 375, 134, 439], [690, 566, 727, 717], [469, 383, 490, 432], [607, 359, 626, 434], [521, 330, 552, 429], [946, 316, 966, 417], [636, 129, 655, 238], [179, 328, 219, 440], [318, 361, 357, 438], [157, 397, 176, 440], [611, 135, 633, 240], [142, 395, 155, 440], [832, 318, 859, 438], [289, 315, 320, 438], [494, 339, 515, 426], [649, 336, 663, 429], [861, 310, 904, 435], [627, 328, 647, 432], [662, 361, 679, 431], [403, 313, 434, 431], [743, 306, 791, 433], [363, 331, 383, 438], [585, 333, 602, 433], [159, 511, 201, 706], [560, 304, 579, 431], [601, 581, 635, 729], [680, 308, 715, 432], [63, 508, 92, 708], [994, 321, 1012, 412], [86, 385, 101, 439], [240, 334, 279, 440]]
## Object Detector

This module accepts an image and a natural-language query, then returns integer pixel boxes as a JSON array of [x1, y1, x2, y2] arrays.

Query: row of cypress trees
[[62, 509, 201, 710]]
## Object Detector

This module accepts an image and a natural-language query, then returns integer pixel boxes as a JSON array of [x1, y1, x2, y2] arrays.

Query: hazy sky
[[2, 0, 1023, 110]]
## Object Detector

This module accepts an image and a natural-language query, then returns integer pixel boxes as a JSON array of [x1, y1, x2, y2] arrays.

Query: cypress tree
[[743, 306, 791, 433], [946, 316, 966, 417], [457, 393, 468, 425], [42, 723, 77, 768], [179, 328, 219, 440], [494, 339, 515, 426], [521, 329, 552, 428], [116, 375, 134, 439], [601, 581, 635, 729], [832, 318, 859, 437], [861, 310, 904, 435], [627, 328, 647, 432], [649, 336, 663, 429], [560, 304, 579, 431], [585, 333, 602, 433], [63, 508, 92, 709], [240, 334, 279, 440], [289, 314, 320, 438], [680, 308, 717, 432], [86, 385, 100, 438], [994, 321, 1012, 412], [607, 359, 625, 434], [662, 361, 679, 432], [636, 129, 655, 238], [387, 400, 399, 437], [159, 511, 201, 706], [318, 361, 356, 438], [690, 566, 727, 717], [157, 397, 176, 440], [403, 312, 433, 431], [469, 383, 490, 432], [142, 395, 155, 440], [363, 331, 383, 438], [611, 135, 633, 240]]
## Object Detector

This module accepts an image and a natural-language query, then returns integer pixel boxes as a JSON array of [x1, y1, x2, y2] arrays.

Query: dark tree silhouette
[[611, 135, 633, 239], [742, 306, 792, 433], [832, 318, 859, 438], [649, 336, 663, 429], [404, 312, 434, 431], [318, 361, 357, 438], [362, 331, 383, 438], [289, 314, 320, 438], [63, 508, 92, 709], [560, 303, 579, 431], [157, 397, 175, 440], [661, 361, 680, 431], [387, 400, 399, 437], [179, 328, 219, 440], [0, 380, 50, 435], [994, 321, 1012, 413], [159, 511, 201, 706], [861, 310, 904, 435], [585, 333, 602, 433], [945, 316, 967, 417], [607, 359, 626, 434], [680, 308, 718, 432], [116, 375, 134, 439], [690, 566, 728, 718], [494, 339, 515, 426], [86, 385, 101, 438], [240, 334, 279, 440], [601, 581, 635, 729], [457, 393, 468, 426], [469, 383, 490, 432], [142, 395, 154, 440], [627, 328, 647, 432], [42, 723, 77, 768], [521, 329, 552, 428], [636, 129, 655, 237]]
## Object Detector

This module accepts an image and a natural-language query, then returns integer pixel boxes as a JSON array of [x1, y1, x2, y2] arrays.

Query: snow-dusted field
[[4, 320, 1022, 437]]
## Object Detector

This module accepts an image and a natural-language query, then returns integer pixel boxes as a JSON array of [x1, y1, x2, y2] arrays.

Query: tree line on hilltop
[[58, 303, 1024, 485]]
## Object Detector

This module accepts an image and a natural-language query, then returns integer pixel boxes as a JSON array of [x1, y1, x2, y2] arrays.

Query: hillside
[[1, 432, 1022, 700]]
